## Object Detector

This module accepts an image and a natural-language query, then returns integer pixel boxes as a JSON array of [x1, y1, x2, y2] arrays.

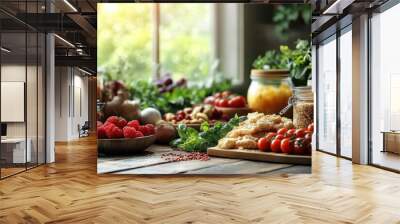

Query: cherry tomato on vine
[[257, 137, 270, 152], [277, 128, 288, 136], [281, 138, 294, 154], [294, 138, 306, 155], [271, 139, 282, 153], [295, 128, 307, 138], [305, 133, 312, 142], [265, 132, 276, 140], [274, 134, 285, 140]]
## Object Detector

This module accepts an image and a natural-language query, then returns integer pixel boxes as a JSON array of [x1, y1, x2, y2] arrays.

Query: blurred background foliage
[[98, 4, 311, 86], [98, 4, 212, 84], [98, 4, 153, 83], [273, 5, 311, 40]]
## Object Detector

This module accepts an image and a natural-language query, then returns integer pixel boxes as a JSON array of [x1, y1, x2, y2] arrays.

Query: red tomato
[[176, 114, 184, 121], [286, 128, 296, 138], [257, 137, 269, 152], [176, 111, 186, 119], [228, 96, 246, 108], [307, 123, 314, 133], [295, 128, 307, 138], [271, 139, 282, 153], [274, 134, 285, 140], [294, 138, 306, 155], [305, 133, 312, 141], [281, 138, 294, 154], [218, 99, 229, 107], [277, 128, 288, 136], [265, 132, 276, 140]]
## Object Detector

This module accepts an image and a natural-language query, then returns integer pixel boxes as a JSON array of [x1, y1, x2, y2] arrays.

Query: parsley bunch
[[171, 115, 245, 152]]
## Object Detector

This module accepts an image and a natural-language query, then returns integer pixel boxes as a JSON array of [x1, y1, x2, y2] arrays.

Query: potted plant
[[280, 39, 312, 87]]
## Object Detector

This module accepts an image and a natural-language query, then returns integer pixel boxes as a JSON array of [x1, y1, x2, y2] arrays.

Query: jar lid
[[251, 69, 289, 79]]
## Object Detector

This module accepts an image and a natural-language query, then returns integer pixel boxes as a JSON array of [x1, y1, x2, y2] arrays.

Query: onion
[[155, 121, 177, 144], [140, 108, 162, 125]]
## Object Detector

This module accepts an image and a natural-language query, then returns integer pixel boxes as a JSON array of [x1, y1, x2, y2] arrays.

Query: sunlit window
[[98, 4, 153, 82], [98, 3, 213, 83], [160, 4, 212, 82]]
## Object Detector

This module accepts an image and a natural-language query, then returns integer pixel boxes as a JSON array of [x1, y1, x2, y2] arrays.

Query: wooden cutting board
[[207, 147, 311, 165]]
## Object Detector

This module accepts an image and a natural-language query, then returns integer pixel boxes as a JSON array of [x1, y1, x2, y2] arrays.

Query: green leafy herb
[[171, 115, 245, 152], [281, 39, 312, 86], [128, 79, 231, 114], [273, 5, 311, 40], [253, 39, 311, 87], [252, 50, 288, 70]]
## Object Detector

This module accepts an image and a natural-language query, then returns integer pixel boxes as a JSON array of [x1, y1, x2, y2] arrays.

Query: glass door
[[0, 1, 46, 179], [317, 35, 337, 155], [1, 30, 28, 178]]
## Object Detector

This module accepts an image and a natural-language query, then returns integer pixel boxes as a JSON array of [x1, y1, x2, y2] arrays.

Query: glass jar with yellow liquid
[[247, 69, 293, 115]]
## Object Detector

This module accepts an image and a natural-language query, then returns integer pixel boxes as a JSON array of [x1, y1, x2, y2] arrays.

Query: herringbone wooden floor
[[0, 136, 399, 224]]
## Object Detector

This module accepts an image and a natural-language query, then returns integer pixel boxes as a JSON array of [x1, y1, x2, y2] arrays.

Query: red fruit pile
[[97, 116, 155, 139], [257, 123, 314, 155], [203, 91, 247, 108]]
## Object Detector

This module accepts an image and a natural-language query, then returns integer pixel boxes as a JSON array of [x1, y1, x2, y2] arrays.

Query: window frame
[[313, 16, 353, 161], [0, 1, 47, 180], [151, 3, 244, 84]]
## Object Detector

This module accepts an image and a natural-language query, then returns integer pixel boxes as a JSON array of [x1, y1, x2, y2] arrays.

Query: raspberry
[[123, 126, 137, 138], [106, 116, 119, 125], [135, 131, 144, 137], [117, 118, 127, 128], [145, 124, 155, 135], [97, 125, 107, 139], [127, 120, 140, 129], [105, 125, 123, 139], [103, 122, 115, 130], [138, 125, 150, 136]]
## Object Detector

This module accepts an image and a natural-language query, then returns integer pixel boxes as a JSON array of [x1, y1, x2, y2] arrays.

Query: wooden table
[[381, 131, 400, 154], [97, 145, 311, 175]]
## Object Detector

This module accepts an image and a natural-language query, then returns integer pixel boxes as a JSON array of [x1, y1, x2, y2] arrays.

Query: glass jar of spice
[[292, 86, 314, 128]]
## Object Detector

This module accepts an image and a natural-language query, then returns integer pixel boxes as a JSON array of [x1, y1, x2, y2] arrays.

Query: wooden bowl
[[215, 106, 252, 118], [98, 135, 156, 155]]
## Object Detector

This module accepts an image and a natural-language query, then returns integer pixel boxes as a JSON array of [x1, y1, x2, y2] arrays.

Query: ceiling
[[311, 0, 390, 42], [0, 0, 97, 73]]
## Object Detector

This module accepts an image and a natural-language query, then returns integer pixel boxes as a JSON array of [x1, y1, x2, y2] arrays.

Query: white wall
[[54, 67, 89, 141]]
